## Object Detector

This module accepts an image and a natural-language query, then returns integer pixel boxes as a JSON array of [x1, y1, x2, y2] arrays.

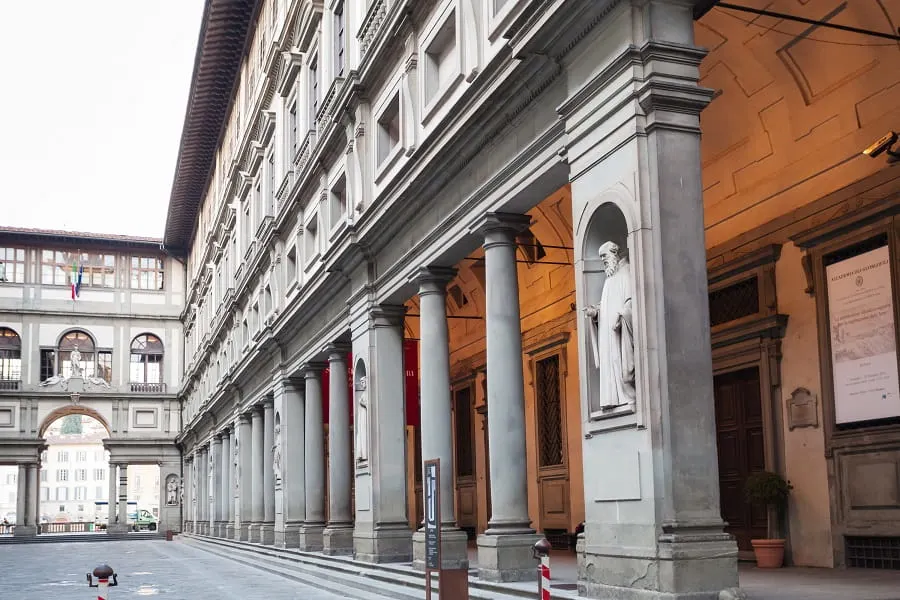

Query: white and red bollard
[[86, 564, 118, 600], [533, 538, 552, 600]]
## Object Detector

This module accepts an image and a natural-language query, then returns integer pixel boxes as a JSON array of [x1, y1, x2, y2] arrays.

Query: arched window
[[130, 334, 163, 384], [59, 330, 95, 379], [0, 328, 22, 385]]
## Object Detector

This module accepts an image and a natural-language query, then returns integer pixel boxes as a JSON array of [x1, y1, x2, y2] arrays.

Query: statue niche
[[582, 202, 637, 415], [354, 360, 369, 465]]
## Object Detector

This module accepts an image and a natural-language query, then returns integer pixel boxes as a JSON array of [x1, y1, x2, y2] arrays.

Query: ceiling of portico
[[696, 0, 900, 249]]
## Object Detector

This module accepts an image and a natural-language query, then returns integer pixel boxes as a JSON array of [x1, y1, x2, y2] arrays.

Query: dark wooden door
[[713, 366, 767, 553], [454, 385, 478, 537]]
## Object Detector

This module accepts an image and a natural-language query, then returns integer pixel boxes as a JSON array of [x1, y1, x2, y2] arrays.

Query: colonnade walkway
[[182, 533, 900, 600]]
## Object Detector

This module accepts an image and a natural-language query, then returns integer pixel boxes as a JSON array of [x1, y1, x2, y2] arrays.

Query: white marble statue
[[233, 437, 240, 490], [355, 390, 368, 463], [69, 345, 83, 378], [586, 241, 636, 409], [272, 421, 282, 484], [166, 475, 179, 506]]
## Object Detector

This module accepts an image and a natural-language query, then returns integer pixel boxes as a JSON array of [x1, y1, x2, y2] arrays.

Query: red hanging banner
[[404, 339, 420, 427]]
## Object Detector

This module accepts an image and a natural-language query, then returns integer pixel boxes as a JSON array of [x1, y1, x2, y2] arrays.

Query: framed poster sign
[[826, 245, 900, 424]]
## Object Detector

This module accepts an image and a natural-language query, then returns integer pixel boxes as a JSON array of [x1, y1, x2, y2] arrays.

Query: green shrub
[[744, 471, 792, 509]]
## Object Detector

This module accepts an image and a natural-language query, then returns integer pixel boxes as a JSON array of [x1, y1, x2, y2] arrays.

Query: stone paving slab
[[0, 539, 370, 599], [739, 565, 900, 600]]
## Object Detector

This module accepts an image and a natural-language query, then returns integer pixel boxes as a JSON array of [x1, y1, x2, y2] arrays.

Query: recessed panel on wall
[[132, 408, 158, 429], [0, 405, 16, 428]]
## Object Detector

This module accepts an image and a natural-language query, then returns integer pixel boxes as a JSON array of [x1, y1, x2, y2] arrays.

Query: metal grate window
[[536, 355, 564, 467], [846, 536, 900, 570], [709, 276, 759, 327]]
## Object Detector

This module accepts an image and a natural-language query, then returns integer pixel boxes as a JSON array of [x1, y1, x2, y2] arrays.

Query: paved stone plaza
[[0, 540, 367, 600]]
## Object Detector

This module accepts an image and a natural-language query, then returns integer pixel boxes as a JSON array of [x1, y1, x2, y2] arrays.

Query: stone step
[[182, 533, 576, 600], [0, 532, 166, 545]]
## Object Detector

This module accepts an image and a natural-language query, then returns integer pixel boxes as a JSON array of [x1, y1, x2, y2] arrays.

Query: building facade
[[160, 0, 900, 597], [0, 227, 183, 535]]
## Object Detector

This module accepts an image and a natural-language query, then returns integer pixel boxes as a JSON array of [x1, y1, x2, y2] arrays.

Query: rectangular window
[[41, 251, 115, 288], [242, 201, 251, 252], [286, 246, 297, 286], [57, 451, 69, 463], [330, 175, 347, 230], [304, 213, 319, 263], [334, 1, 345, 77], [4, 474, 14, 485], [40, 470, 47, 483], [454, 386, 474, 477], [309, 56, 319, 125], [130, 256, 165, 290], [56, 469, 68, 482], [267, 151, 276, 214], [40, 349, 55, 382], [288, 101, 298, 158], [376, 93, 401, 166], [94, 469, 105, 481], [74, 469, 87, 481], [94, 450, 104, 461], [40, 487, 49, 501], [97, 351, 112, 384], [535, 354, 564, 467], [76, 451, 86, 462], [74, 486, 85, 500], [0, 247, 25, 283], [424, 11, 458, 104]]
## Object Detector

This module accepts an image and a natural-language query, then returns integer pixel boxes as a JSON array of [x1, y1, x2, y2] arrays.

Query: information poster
[[826, 245, 900, 424], [424, 460, 440, 570]]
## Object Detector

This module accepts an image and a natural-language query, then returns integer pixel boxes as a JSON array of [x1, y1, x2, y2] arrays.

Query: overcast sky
[[0, 1, 204, 239]]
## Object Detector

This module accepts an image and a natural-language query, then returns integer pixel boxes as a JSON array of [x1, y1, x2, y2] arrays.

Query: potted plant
[[744, 470, 792, 568]]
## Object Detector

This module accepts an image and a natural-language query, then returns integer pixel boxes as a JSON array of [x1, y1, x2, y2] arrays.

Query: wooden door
[[533, 353, 570, 533], [454, 385, 477, 537], [477, 378, 492, 530], [714, 366, 767, 553]]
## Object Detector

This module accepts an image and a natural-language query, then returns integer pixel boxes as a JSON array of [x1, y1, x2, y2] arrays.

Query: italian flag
[[70, 261, 83, 300]]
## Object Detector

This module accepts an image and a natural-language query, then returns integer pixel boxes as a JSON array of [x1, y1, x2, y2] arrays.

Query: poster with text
[[826, 245, 900, 424]]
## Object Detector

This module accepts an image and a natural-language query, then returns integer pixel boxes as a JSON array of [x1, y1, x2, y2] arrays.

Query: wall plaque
[[787, 387, 818, 430]]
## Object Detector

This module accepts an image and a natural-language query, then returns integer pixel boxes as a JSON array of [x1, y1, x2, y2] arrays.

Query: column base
[[276, 522, 302, 549], [476, 531, 542, 582], [323, 523, 354, 556], [353, 523, 412, 563], [239, 523, 250, 541], [577, 529, 740, 599], [225, 523, 235, 539], [13, 525, 37, 537], [298, 522, 325, 551], [259, 522, 275, 545], [109, 523, 131, 534], [412, 527, 469, 570], [248, 523, 262, 544]]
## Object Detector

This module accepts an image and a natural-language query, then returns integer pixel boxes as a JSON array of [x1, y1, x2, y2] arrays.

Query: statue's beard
[[603, 261, 618, 277]]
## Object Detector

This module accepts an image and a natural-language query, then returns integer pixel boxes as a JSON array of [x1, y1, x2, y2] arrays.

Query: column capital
[[238, 411, 253, 425], [219, 423, 233, 435], [413, 266, 457, 295], [370, 304, 407, 328], [472, 212, 531, 239], [302, 362, 328, 377], [262, 396, 274, 409], [212, 434, 223, 444], [325, 343, 351, 361]]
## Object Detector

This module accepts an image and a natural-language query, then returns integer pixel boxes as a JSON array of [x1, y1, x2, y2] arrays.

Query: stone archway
[[38, 404, 111, 439]]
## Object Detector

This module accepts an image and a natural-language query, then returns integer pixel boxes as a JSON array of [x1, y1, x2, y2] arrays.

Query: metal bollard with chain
[[86, 564, 118, 600], [533, 538, 551, 600]]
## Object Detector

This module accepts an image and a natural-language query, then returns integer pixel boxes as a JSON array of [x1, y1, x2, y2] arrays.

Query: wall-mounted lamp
[[862, 131, 899, 161]]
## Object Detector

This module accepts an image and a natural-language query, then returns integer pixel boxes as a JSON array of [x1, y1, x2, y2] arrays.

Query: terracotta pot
[[750, 539, 785, 568]]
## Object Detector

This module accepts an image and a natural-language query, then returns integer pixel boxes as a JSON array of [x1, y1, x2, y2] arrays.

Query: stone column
[[250, 405, 265, 543], [183, 456, 192, 532], [13, 464, 28, 536], [299, 364, 326, 551], [563, 2, 739, 597], [196, 448, 207, 534], [274, 376, 306, 548], [261, 398, 276, 545], [412, 267, 468, 570], [475, 213, 539, 581], [323, 345, 353, 555], [237, 413, 253, 541], [211, 435, 222, 535], [27, 463, 39, 532], [117, 464, 129, 533], [350, 304, 412, 563], [220, 427, 232, 538], [107, 463, 118, 529]]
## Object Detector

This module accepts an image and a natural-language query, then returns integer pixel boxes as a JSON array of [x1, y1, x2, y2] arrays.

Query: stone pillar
[[117, 464, 129, 533], [411, 267, 468, 570], [211, 435, 222, 535], [13, 464, 28, 536], [475, 213, 539, 581], [250, 406, 265, 543], [221, 427, 232, 538], [108, 462, 118, 529], [238, 413, 253, 541], [413, 267, 469, 570], [223, 429, 235, 539], [350, 305, 412, 563], [563, 2, 739, 597], [323, 345, 353, 555], [299, 364, 326, 551], [261, 398, 276, 545], [197, 448, 207, 534], [183, 456, 192, 532], [27, 463, 39, 531], [274, 377, 305, 548]]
